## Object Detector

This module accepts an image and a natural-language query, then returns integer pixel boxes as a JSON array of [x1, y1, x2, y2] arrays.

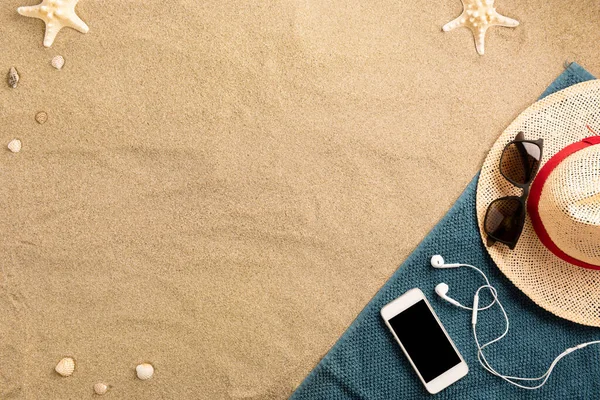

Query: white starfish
[[17, 0, 88, 47], [442, 0, 518, 55]]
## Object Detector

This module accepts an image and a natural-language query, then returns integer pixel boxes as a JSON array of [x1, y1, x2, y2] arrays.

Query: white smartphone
[[380, 288, 468, 394]]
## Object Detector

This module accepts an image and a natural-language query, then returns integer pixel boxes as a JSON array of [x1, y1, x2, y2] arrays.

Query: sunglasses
[[484, 132, 543, 250]]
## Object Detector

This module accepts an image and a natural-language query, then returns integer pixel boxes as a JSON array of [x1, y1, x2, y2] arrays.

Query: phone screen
[[388, 299, 461, 382]]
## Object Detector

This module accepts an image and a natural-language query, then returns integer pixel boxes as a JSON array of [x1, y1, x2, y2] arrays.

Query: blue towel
[[291, 63, 598, 400]]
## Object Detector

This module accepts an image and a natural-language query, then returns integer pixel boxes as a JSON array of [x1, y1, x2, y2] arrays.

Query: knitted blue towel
[[291, 63, 598, 400]]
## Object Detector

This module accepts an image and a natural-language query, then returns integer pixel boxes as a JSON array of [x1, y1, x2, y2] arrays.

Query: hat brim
[[476, 79, 600, 327]]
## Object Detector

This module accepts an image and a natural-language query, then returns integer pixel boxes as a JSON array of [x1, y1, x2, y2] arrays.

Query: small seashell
[[7, 139, 22, 153], [7, 67, 19, 88], [51, 55, 65, 70], [93, 382, 109, 395], [136, 363, 154, 380], [35, 111, 48, 125], [55, 357, 75, 377]]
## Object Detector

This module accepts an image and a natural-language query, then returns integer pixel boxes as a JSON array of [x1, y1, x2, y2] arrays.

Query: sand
[[1, 0, 599, 398]]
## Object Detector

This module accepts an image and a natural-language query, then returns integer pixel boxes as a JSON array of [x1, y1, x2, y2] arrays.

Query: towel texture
[[291, 63, 599, 399]]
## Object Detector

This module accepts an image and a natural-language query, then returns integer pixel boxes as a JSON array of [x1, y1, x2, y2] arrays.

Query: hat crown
[[477, 79, 600, 327], [538, 145, 600, 265]]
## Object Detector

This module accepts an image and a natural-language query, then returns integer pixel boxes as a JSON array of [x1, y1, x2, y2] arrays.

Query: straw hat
[[476, 79, 600, 327]]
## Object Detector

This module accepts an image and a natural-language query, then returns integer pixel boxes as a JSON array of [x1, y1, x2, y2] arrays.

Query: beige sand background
[[1, 0, 599, 398]]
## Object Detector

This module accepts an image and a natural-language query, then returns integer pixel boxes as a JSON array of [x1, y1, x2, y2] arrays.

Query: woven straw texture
[[540, 146, 600, 265], [292, 64, 600, 399], [476, 79, 600, 327]]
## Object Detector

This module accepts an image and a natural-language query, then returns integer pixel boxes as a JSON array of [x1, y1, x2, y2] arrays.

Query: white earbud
[[434, 283, 462, 307], [430, 255, 461, 269]]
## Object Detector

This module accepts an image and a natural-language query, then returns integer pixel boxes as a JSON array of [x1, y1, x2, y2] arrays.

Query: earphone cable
[[451, 264, 497, 311], [471, 283, 600, 389], [432, 257, 600, 390]]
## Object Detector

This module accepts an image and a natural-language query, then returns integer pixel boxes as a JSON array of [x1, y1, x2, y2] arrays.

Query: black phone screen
[[388, 299, 461, 382]]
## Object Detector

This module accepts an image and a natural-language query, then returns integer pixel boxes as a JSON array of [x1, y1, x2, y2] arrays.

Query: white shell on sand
[[7, 67, 19, 88], [35, 111, 48, 125], [55, 357, 75, 377], [93, 383, 109, 395], [51, 55, 65, 70], [136, 363, 154, 380], [7, 139, 22, 153]]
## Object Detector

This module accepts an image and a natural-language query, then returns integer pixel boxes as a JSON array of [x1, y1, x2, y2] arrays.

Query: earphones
[[431, 255, 497, 312], [431, 255, 600, 390]]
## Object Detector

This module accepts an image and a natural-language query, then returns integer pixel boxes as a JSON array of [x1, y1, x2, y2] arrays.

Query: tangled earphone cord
[[469, 276, 600, 389], [446, 265, 497, 311], [431, 255, 600, 390]]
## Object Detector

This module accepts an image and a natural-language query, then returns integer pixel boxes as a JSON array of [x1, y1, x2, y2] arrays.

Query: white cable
[[447, 263, 497, 311], [471, 284, 600, 389], [437, 260, 600, 390]]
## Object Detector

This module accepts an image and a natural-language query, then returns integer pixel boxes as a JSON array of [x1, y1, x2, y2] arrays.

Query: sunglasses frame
[[484, 133, 544, 250]]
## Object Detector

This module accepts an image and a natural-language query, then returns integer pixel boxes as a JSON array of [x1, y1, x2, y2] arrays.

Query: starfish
[[17, 0, 88, 47], [442, 0, 518, 55]]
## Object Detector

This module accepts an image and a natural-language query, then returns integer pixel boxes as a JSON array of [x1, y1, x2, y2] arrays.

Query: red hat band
[[527, 136, 600, 270]]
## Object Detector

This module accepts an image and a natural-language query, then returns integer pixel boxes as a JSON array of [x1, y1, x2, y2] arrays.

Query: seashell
[[7, 139, 22, 153], [7, 67, 19, 88], [135, 363, 154, 380], [35, 111, 48, 125], [93, 383, 109, 395], [55, 357, 75, 377], [51, 55, 65, 70]]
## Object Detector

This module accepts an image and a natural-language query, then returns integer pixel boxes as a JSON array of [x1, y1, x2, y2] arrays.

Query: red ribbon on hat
[[527, 135, 600, 270]]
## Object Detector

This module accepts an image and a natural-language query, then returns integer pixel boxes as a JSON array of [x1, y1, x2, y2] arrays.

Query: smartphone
[[380, 288, 468, 394]]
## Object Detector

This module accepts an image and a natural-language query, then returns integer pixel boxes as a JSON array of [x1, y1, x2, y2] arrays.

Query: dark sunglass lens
[[485, 198, 524, 244], [500, 141, 542, 185]]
